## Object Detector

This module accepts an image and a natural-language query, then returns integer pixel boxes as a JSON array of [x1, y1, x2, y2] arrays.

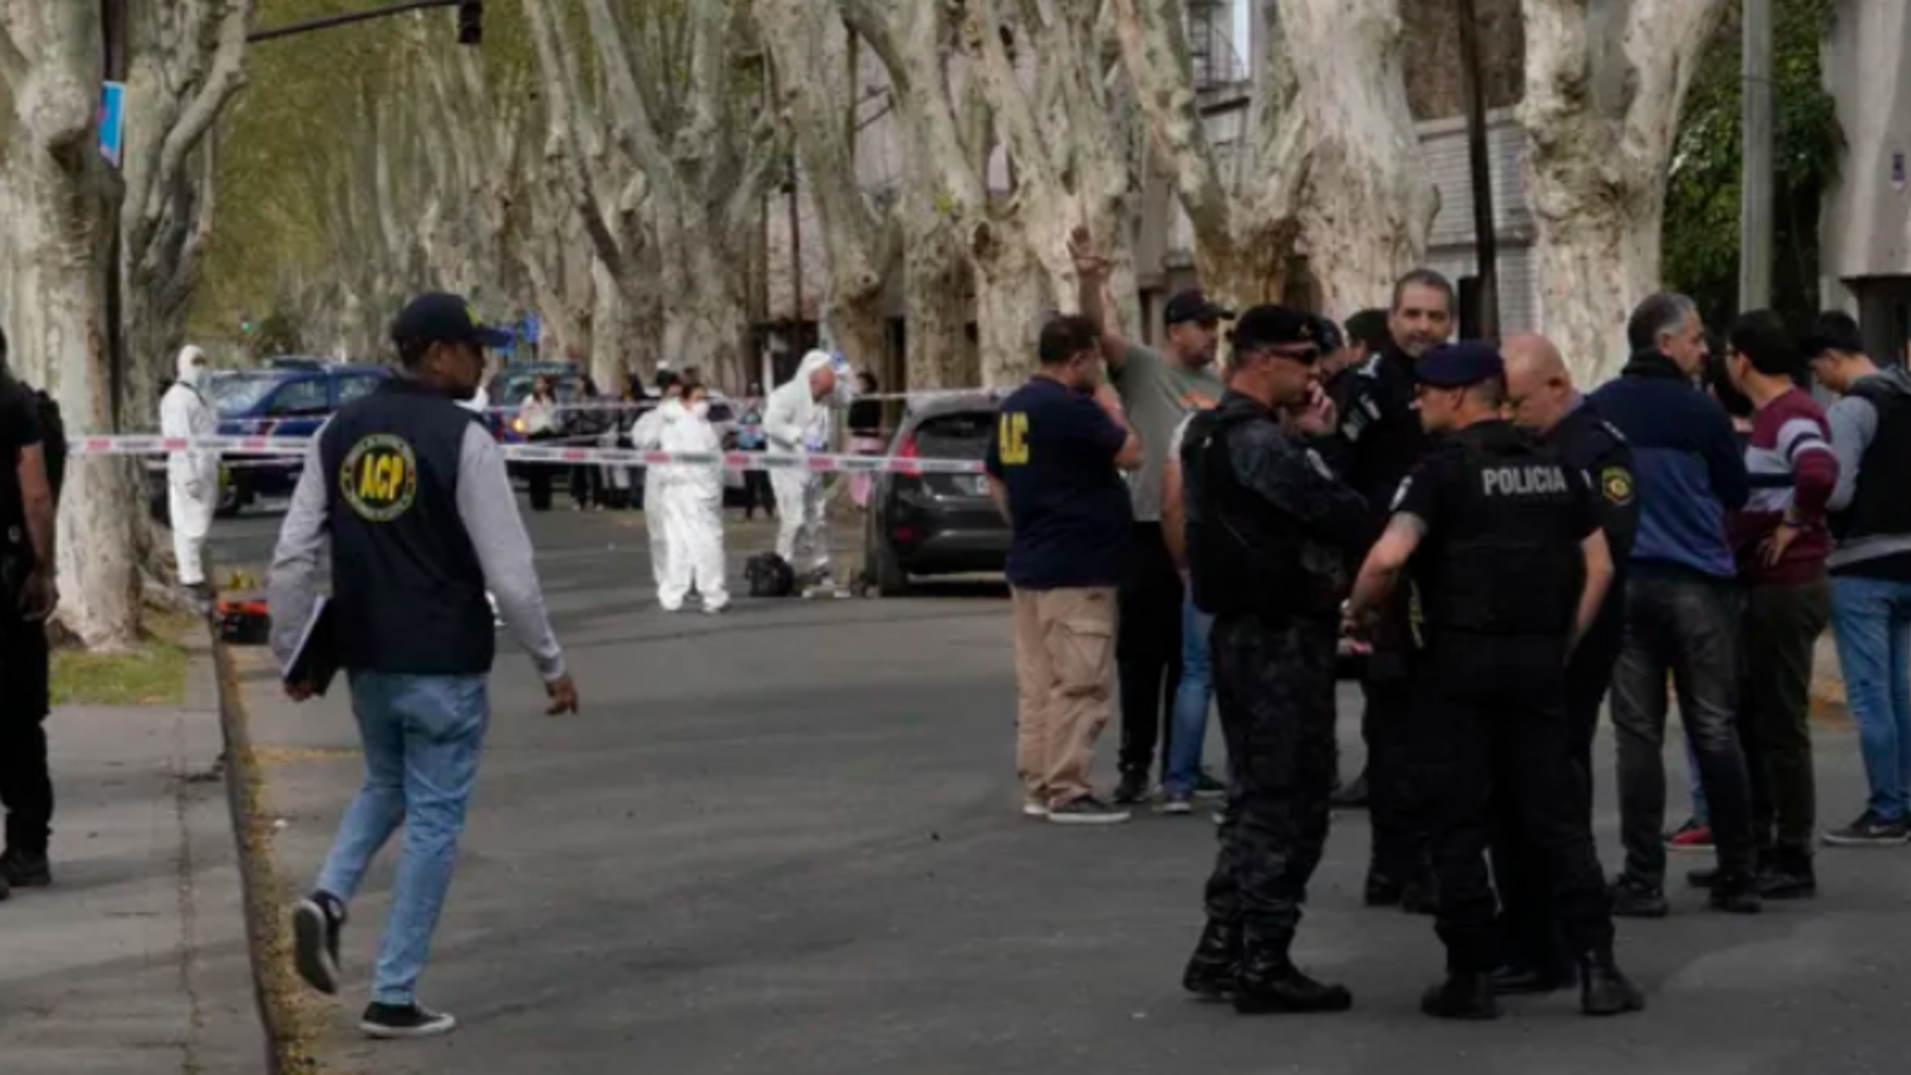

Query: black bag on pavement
[[745, 552, 796, 598]]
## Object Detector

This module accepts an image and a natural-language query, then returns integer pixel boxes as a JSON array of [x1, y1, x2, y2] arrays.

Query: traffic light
[[456, 1, 483, 46]]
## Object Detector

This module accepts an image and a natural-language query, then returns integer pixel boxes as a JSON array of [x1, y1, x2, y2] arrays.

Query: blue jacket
[[1588, 352, 1748, 579]]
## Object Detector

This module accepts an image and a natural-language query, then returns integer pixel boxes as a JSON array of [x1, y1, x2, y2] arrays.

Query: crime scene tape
[[73, 435, 988, 475]]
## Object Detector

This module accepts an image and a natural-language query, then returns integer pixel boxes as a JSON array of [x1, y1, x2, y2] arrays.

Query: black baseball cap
[[1416, 341, 1504, 387], [1230, 305, 1321, 359], [391, 292, 514, 351], [1164, 289, 1237, 326], [1311, 315, 1346, 353]]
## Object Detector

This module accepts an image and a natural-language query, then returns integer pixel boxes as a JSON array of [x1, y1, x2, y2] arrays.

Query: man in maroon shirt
[[1718, 311, 1838, 899]]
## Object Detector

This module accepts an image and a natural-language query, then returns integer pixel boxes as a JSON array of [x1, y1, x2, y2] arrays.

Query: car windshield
[[913, 412, 994, 460], [497, 373, 581, 407], [207, 373, 284, 416]]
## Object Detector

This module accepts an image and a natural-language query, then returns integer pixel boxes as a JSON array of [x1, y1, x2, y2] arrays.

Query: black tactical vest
[[319, 378, 495, 676], [1831, 378, 1911, 544], [1183, 403, 1342, 621], [1415, 423, 1585, 637]]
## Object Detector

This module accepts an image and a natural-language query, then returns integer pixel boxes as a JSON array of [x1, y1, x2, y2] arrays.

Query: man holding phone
[[269, 292, 578, 1040]]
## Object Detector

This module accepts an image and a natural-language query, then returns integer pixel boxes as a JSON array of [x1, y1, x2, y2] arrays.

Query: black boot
[[1422, 971, 1500, 1019], [1182, 921, 1240, 1000], [0, 849, 51, 888], [1757, 849, 1817, 900], [1232, 946, 1352, 1014], [1489, 960, 1576, 995], [1578, 951, 1645, 1016], [1707, 870, 1763, 914]]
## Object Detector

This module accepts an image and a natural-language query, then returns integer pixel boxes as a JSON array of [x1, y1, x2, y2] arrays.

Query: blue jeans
[[315, 672, 490, 1006], [1831, 575, 1911, 822], [1164, 597, 1214, 796]]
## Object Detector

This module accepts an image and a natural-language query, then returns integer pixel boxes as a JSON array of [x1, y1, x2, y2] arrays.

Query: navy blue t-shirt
[[985, 377, 1133, 589]]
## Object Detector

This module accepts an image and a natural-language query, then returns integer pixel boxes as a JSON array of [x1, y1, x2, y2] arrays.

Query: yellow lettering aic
[[998, 412, 1029, 465]]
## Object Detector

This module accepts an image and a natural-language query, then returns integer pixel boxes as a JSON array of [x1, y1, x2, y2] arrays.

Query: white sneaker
[[1022, 797, 1049, 819]]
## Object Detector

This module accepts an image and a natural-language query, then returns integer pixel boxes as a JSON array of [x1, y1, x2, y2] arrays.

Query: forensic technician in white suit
[[763, 350, 855, 582], [159, 345, 219, 599]]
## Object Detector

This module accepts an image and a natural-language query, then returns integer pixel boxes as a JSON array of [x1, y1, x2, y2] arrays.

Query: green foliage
[[254, 308, 305, 356], [1663, 0, 1846, 332]]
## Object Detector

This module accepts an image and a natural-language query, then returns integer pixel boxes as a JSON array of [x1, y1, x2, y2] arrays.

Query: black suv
[[862, 396, 1008, 596]]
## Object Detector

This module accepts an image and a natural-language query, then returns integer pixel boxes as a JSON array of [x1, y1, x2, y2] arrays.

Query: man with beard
[[1178, 306, 1369, 1013], [1071, 228, 1230, 807], [1332, 270, 1456, 912]]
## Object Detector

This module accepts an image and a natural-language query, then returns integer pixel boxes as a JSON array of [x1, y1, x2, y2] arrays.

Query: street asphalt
[[211, 501, 1911, 1075]]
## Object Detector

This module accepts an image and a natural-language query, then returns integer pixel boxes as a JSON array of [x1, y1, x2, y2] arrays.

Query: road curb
[[202, 614, 328, 1074]]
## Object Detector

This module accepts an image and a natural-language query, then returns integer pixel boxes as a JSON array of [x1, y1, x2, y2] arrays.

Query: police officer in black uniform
[[1329, 270, 1457, 912], [1178, 307, 1371, 1014], [1491, 333, 1640, 993], [1344, 342, 1643, 1020]]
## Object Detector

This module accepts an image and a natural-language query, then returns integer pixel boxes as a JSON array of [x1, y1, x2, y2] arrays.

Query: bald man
[[1489, 334, 1640, 994]]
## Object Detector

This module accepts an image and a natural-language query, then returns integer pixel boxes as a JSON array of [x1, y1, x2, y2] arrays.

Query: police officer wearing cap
[[1344, 342, 1643, 1021], [1332, 270, 1457, 912], [1178, 306, 1370, 1015]]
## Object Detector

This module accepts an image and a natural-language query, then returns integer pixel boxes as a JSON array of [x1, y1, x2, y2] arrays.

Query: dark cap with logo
[[1416, 341, 1505, 387], [1230, 305, 1320, 358], [1164, 289, 1237, 326], [391, 292, 514, 351]]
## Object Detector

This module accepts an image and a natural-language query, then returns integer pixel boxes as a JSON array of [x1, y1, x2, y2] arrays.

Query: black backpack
[[745, 552, 796, 597]]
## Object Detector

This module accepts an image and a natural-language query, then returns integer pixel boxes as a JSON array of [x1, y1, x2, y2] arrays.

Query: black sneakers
[[1823, 810, 1911, 847], [1, 850, 51, 888], [293, 892, 347, 995], [360, 1002, 457, 1040], [1112, 771, 1149, 806], [1046, 795, 1131, 825], [1608, 875, 1670, 918]]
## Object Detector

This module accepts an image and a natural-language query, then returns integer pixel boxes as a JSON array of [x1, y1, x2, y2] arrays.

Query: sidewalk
[[0, 640, 264, 1074]]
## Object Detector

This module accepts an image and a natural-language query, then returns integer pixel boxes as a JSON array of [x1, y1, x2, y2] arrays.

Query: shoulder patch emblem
[[340, 433, 419, 522], [1600, 465, 1634, 506]]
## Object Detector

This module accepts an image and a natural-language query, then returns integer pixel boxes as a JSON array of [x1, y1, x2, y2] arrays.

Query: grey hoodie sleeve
[[1826, 395, 1879, 512], [457, 422, 566, 682], [268, 433, 331, 671]]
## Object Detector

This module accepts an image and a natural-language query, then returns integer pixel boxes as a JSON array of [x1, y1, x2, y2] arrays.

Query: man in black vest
[[0, 326, 60, 899], [1331, 271, 1455, 911], [1345, 342, 1641, 1020], [1179, 306, 1369, 1015], [1494, 333, 1638, 992], [270, 293, 578, 1040], [1805, 312, 1911, 845]]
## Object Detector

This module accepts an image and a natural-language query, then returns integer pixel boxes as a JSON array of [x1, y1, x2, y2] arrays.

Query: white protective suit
[[655, 399, 729, 612], [764, 350, 855, 576], [631, 403, 671, 591], [159, 345, 219, 587]]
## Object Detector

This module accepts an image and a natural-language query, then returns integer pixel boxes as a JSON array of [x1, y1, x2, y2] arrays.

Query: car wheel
[[864, 516, 910, 597], [214, 478, 244, 519]]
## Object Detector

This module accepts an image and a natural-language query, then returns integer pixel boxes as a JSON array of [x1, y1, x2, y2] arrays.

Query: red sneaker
[[1665, 818, 1714, 853]]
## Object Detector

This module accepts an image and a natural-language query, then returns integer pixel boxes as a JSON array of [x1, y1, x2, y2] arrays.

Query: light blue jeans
[[1164, 596, 1214, 797], [315, 671, 490, 1007], [1831, 575, 1911, 822]]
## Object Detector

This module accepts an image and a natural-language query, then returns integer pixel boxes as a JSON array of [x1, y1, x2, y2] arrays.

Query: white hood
[[764, 350, 854, 452], [175, 345, 207, 388]]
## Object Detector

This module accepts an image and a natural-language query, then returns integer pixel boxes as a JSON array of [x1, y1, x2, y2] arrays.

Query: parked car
[[148, 364, 392, 519], [862, 395, 1006, 596]]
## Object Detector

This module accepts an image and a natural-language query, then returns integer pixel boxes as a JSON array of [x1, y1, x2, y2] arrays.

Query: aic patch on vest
[[340, 434, 419, 522]]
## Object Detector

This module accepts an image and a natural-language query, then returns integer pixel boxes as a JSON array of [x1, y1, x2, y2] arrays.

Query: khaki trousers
[[1012, 586, 1118, 807]]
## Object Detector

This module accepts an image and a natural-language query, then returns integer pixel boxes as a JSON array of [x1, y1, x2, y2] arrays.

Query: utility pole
[[1740, 0, 1774, 311], [102, 0, 129, 431], [1456, 0, 1499, 342]]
